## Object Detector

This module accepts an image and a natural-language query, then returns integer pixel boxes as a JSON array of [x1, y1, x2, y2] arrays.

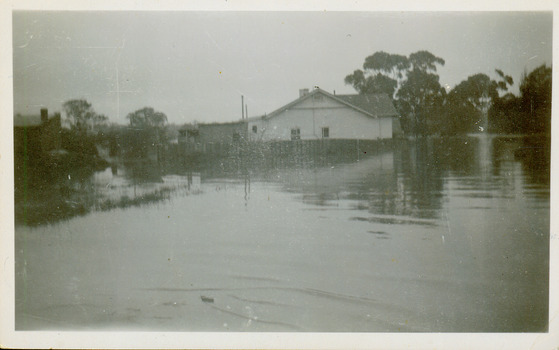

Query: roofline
[[13, 113, 62, 127], [198, 119, 247, 126], [262, 88, 380, 120], [325, 91, 400, 117], [246, 115, 265, 122], [321, 89, 382, 118]]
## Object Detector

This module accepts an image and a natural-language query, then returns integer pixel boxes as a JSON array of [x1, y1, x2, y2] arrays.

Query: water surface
[[15, 136, 549, 332]]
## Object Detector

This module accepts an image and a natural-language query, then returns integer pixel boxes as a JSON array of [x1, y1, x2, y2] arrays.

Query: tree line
[[14, 99, 170, 200], [345, 50, 552, 137], [62, 100, 169, 160], [60, 50, 551, 160]]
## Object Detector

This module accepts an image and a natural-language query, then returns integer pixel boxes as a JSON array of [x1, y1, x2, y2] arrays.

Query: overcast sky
[[12, 11, 552, 125]]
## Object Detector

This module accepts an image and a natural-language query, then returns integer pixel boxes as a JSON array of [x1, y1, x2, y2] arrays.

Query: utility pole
[[241, 95, 245, 120]]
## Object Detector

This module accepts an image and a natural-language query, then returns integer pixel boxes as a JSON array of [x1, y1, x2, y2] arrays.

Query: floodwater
[[15, 136, 549, 332]]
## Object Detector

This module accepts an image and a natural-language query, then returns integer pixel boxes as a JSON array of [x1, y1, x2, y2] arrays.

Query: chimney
[[299, 88, 309, 98], [40, 108, 48, 124]]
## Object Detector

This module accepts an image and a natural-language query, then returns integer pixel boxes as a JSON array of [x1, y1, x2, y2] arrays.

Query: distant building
[[247, 88, 401, 141], [14, 108, 62, 157], [177, 120, 247, 154], [179, 121, 247, 145], [198, 121, 247, 144]]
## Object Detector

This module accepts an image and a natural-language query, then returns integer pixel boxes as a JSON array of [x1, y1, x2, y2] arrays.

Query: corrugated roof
[[335, 93, 399, 117]]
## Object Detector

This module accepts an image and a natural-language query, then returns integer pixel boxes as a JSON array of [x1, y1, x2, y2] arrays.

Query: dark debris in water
[[367, 230, 388, 235], [201, 295, 214, 303], [367, 230, 390, 238]]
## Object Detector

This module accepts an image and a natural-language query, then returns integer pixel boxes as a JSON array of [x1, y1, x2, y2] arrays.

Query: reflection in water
[[15, 158, 201, 226], [15, 136, 549, 332], [244, 174, 251, 207]]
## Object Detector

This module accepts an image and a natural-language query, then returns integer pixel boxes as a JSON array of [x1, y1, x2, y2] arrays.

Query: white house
[[247, 88, 401, 141]]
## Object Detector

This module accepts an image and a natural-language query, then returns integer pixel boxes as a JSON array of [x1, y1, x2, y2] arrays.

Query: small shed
[[14, 108, 62, 157]]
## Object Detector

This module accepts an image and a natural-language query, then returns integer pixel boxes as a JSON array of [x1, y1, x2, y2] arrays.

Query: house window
[[291, 128, 301, 140], [322, 127, 329, 138], [252, 125, 257, 133]]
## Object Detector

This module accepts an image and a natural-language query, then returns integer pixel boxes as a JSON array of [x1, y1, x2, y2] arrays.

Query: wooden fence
[[163, 139, 394, 174]]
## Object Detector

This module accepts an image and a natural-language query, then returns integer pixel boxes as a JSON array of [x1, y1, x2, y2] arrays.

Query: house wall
[[14, 126, 42, 159], [248, 97, 393, 141]]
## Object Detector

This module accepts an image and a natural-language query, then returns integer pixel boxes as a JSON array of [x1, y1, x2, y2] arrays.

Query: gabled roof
[[261, 88, 398, 120], [336, 93, 398, 117]]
